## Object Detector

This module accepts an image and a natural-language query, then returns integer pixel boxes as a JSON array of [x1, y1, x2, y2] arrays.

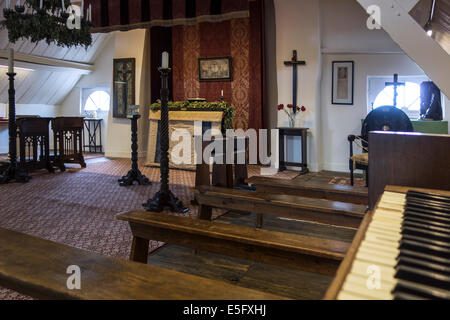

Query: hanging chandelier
[[1, 0, 93, 47]]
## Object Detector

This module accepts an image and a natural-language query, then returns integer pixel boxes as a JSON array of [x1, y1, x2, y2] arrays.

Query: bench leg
[[255, 214, 263, 228], [198, 205, 213, 220], [130, 236, 149, 263]]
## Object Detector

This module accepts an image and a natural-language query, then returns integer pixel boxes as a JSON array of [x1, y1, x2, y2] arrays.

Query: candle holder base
[[118, 169, 150, 186], [143, 190, 188, 213], [0, 164, 31, 184]]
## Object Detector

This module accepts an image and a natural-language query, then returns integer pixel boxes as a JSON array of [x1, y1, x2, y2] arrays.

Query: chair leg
[[350, 162, 354, 186], [365, 168, 369, 187]]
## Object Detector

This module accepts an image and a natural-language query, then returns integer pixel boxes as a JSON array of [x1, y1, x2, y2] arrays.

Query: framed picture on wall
[[198, 57, 232, 81], [332, 61, 354, 105], [113, 58, 136, 118]]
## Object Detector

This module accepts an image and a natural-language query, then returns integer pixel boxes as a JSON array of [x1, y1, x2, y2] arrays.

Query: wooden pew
[[194, 186, 366, 229], [117, 211, 350, 276], [0, 227, 285, 300], [246, 176, 369, 205]]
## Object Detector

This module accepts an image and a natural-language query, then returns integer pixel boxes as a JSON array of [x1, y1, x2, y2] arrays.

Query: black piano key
[[399, 249, 450, 268], [401, 225, 450, 245], [406, 200, 450, 214], [394, 292, 430, 300], [395, 265, 450, 291], [405, 209, 450, 225], [405, 205, 450, 219], [397, 256, 450, 276], [393, 279, 450, 300], [399, 238, 450, 260], [407, 190, 450, 204], [403, 216, 450, 234]]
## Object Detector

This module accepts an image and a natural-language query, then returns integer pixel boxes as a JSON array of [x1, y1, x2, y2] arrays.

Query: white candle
[[6, 0, 10, 9], [61, 0, 65, 11], [39, 0, 43, 9], [88, 4, 92, 21], [16, 0, 20, 7], [161, 51, 169, 68], [221, 90, 223, 96], [81, 0, 84, 17], [8, 48, 14, 74]]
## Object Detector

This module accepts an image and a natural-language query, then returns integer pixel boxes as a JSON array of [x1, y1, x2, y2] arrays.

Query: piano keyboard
[[337, 189, 450, 300]]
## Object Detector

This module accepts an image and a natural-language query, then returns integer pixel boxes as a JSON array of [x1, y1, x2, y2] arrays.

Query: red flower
[[287, 104, 293, 109], [301, 106, 306, 112], [277, 104, 284, 110]]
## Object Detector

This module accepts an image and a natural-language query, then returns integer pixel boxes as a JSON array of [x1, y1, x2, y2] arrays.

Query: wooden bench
[[246, 176, 369, 205], [0, 227, 285, 300], [195, 186, 366, 229], [117, 211, 350, 276]]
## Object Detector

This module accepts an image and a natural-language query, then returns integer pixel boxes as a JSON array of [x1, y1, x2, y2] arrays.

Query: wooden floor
[[146, 171, 360, 300]]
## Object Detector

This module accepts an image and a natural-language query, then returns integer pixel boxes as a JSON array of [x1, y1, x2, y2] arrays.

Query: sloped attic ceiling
[[0, 0, 110, 105]]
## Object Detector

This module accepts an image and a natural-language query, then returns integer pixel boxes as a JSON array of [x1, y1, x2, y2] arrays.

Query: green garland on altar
[[1, 0, 92, 47], [149, 100, 235, 131]]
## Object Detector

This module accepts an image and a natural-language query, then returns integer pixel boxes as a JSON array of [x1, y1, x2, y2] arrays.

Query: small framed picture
[[332, 61, 354, 105], [113, 58, 135, 118], [198, 57, 232, 81]]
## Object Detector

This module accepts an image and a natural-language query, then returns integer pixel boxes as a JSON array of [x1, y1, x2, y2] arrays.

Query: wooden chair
[[51, 117, 86, 171], [348, 106, 414, 186]]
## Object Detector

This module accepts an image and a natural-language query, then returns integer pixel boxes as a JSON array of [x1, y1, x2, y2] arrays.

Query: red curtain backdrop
[[171, 0, 264, 130]]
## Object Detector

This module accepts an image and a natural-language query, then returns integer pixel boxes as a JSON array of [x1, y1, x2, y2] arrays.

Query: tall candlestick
[[161, 51, 169, 68], [8, 48, 13, 74]]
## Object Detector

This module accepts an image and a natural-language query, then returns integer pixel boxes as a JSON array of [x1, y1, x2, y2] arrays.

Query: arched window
[[84, 90, 110, 112], [372, 82, 421, 119]]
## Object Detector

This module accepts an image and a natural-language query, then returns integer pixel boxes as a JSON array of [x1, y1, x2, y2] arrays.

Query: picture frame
[[113, 58, 136, 118], [332, 61, 354, 105], [198, 57, 232, 81]]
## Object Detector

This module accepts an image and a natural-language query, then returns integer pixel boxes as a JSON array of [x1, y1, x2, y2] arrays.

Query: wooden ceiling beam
[[0, 50, 93, 74]]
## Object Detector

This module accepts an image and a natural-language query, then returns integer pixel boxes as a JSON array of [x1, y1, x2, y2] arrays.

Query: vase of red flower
[[277, 104, 306, 128]]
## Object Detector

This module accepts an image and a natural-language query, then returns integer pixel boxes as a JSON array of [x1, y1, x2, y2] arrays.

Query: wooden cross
[[385, 74, 405, 108], [284, 50, 306, 113]]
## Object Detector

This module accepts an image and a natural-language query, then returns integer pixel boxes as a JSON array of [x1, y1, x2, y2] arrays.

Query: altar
[[145, 109, 224, 170]]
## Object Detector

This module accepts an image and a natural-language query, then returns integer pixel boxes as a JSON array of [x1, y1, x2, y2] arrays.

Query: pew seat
[[117, 211, 350, 276], [195, 186, 367, 229], [0, 227, 285, 300], [246, 176, 369, 205]]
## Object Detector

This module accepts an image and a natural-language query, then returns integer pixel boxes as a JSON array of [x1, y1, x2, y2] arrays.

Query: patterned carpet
[[0, 158, 297, 300], [328, 176, 366, 187]]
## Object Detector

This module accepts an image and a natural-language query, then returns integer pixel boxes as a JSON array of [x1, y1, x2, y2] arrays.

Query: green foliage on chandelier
[[150, 100, 236, 131], [1, 0, 92, 47]]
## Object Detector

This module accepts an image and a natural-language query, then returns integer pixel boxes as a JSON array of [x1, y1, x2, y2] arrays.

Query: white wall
[[104, 29, 150, 158], [320, 53, 428, 172], [60, 34, 115, 152], [274, 0, 322, 172], [317, 0, 449, 173]]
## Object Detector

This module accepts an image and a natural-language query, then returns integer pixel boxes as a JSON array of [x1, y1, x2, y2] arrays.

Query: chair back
[[361, 106, 413, 144]]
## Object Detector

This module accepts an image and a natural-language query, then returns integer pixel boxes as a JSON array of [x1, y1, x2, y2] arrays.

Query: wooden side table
[[278, 127, 309, 173]]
